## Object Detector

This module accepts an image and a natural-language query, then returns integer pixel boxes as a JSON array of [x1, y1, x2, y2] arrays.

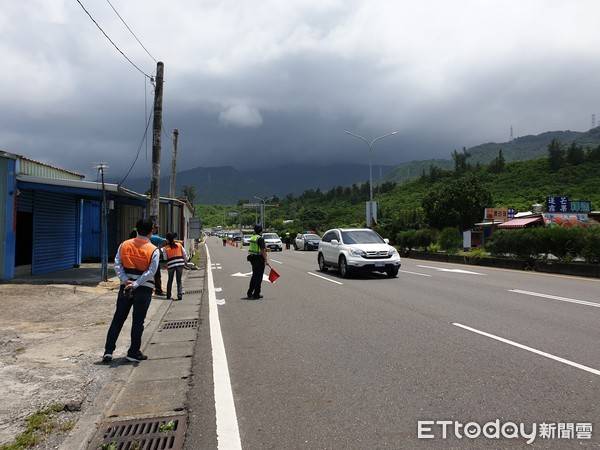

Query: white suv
[[318, 228, 401, 278], [262, 233, 283, 252]]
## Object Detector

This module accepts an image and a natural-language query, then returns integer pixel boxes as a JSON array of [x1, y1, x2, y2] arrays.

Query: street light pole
[[344, 130, 399, 225], [254, 196, 272, 229]]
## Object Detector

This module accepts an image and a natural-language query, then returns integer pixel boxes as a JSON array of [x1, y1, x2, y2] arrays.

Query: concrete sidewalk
[[60, 251, 207, 450]]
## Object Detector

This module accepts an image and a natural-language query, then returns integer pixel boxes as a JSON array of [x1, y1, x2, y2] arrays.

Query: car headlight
[[349, 248, 366, 257], [388, 248, 398, 256]]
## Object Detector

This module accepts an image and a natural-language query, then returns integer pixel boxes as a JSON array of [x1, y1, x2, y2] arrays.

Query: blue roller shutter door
[[32, 192, 80, 274], [82, 200, 101, 261]]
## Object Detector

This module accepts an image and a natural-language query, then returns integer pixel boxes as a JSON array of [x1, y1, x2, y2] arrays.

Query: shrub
[[396, 230, 417, 250], [414, 229, 438, 250], [582, 227, 600, 263], [438, 227, 462, 253]]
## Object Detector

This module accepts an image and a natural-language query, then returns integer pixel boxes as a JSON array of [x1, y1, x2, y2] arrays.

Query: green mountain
[[203, 155, 600, 232], [384, 127, 600, 184]]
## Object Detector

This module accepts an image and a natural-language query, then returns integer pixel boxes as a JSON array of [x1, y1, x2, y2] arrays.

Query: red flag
[[268, 268, 280, 283]]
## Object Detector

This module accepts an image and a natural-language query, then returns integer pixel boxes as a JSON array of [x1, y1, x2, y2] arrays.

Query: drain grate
[[161, 319, 198, 330], [90, 414, 187, 450], [185, 289, 203, 295]]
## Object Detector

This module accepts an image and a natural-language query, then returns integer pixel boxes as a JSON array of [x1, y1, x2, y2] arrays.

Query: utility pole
[[95, 163, 109, 282], [169, 128, 179, 198], [149, 61, 164, 225]]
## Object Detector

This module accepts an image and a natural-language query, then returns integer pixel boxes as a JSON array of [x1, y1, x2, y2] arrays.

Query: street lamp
[[344, 130, 399, 204], [254, 195, 272, 228]]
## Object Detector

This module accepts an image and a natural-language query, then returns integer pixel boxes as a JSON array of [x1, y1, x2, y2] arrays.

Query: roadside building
[[155, 196, 195, 254]]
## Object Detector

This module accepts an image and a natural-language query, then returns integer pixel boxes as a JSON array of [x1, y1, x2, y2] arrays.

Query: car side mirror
[[384, 238, 390, 244], [331, 239, 339, 245]]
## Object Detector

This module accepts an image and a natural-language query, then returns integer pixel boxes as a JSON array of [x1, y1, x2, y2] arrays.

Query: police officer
[[246, 224, 271, 300], [103, 218, 159, 363]]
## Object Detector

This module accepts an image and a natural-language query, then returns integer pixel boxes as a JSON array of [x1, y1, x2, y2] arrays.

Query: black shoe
[[126, 352, 148, 362], [155, 291, 165, 296], [252, 295, 263, 300], [102, 353, 113, 363], [177, 296, 182, 301]]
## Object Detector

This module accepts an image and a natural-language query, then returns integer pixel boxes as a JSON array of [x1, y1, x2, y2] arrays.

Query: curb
[[58, 269, 195, 450]]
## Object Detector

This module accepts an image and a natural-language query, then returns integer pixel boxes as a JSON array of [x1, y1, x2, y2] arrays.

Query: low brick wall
[[404, 251, 599, 278]]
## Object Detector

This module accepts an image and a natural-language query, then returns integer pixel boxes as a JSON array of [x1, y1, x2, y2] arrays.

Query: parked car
[[317, 228, 401, 278], [262, 233, 283, 251], [294, 233, 321, 251], [232, 232, 243, 242], [242, 234, 252, 246]]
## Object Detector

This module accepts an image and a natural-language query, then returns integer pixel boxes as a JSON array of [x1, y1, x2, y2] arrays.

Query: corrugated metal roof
[[18, 156, 84, 179], [16, 175, 147, 200], [498, 217, 544, 229]]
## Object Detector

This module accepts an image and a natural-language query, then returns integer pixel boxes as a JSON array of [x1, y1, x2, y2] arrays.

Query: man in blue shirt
[[150, 224, 167, 295]]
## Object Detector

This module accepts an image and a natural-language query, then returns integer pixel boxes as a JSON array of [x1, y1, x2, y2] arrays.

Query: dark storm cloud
[[1, 0, 600, 179]]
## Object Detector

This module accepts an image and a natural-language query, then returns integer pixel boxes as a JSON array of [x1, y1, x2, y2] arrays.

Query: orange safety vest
[[163, 243, 186, 269], [120, 238, 157, 288]]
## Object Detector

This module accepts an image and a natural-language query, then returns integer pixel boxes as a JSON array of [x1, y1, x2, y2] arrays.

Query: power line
[[119, 107, 154, 186], [74, 0, 152, 79], [105, 0, 158, 63]]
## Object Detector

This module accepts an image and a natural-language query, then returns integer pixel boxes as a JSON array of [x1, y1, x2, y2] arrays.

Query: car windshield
[[263, 233, 279, 239], [341, 230, 384, 244], [304, 234, 320, 240]]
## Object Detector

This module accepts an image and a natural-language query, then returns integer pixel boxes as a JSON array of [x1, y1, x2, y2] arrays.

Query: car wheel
[[339, 256, 351, 278], [386, 266, 399, 278], [318, 253, 328, 272]]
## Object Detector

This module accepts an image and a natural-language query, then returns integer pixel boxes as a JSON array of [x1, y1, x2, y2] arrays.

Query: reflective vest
[[248, 234, 261, 255], [164, 243, 185, 269], [120, 238, 158, 289]]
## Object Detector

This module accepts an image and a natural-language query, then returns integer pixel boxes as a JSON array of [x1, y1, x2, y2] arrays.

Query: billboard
[[483, 208, 513, 223], [546, 196, 591, 214]]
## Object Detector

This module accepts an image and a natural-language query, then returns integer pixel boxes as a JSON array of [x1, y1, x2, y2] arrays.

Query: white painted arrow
[[417, 265, 485, 275], [231, 272, 270, 282]]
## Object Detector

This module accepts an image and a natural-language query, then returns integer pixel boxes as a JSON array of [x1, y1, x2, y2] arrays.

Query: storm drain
[[161, 319, 198, 330], [185, 289, 203, 295], [90, 415, 187, 450]]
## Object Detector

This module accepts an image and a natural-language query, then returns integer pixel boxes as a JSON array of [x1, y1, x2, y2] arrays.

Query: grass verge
[[0, 403, 65, 450]]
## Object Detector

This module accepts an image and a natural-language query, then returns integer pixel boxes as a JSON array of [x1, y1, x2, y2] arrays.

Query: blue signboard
[[546, 196, 591, 213]]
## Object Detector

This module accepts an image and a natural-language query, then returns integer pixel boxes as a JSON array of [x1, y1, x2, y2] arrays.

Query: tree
[[547, 139, 565, 171], [181, 185, 197, 205], [422, 174, 492, 231], [452, 147, 471, 174], [566, 142, 585, 165], [586, 144, 600, 162], [488, 149, 506, 173]]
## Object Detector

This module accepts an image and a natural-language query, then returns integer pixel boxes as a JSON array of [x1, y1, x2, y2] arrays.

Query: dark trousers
[[154, 266, 163, 294], [167, 266, 184, 298], [247, 255, 265, 298], [104, 285, 152, 356]]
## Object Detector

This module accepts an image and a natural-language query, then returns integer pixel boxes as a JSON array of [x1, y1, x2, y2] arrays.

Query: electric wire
[[74, 0, 152, 79], [105, 0, 158, 63], [119, 107, 154, 186]]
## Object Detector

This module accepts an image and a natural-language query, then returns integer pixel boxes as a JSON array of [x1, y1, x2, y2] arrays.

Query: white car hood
[[346, 243, 391, 252], [264, 239, 281, 243]]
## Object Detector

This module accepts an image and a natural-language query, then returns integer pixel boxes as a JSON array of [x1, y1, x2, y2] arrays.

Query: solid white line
[[270, 259, 283, 264], [206, 247, 242, 449], [307, 271, 343, 285], [453, 322, 600, 377], [508, 289, 600, 309], [398, 269, 432, 277]]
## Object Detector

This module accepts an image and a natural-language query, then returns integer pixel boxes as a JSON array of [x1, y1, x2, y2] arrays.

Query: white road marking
[[215, 287, 223, 293], [417, 264, 485, 275], [270, 259, 283, 264], [231, 271, 270, 282], [307, 271, 343, 285], [398, 269, 432, 277], [206, 247, 242, 449], [453, 322, 600, 377], [508, 289, 600, 309], [216, 298, 226, 306]]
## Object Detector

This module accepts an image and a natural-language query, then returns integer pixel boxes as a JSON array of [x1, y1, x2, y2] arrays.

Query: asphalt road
[[188, 237, 600, 449]]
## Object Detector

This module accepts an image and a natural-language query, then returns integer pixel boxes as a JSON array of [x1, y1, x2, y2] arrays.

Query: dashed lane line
[[508, 289, 600, 309], [398, 269, 432, 277], [307, 271, 343, 285], [453, 322, 600, 377]]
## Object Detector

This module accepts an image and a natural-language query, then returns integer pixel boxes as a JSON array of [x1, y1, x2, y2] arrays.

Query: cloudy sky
[[2, 0, 600, 179]]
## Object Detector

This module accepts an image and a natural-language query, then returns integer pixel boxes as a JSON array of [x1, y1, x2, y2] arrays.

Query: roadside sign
[[546, 196, 591, 213], [189, 217, 202, 239]]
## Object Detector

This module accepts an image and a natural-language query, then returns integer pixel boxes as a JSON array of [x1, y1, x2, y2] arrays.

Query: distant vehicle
[[318, 228, 401, 278], [242, 234, 252, 246], [232, 232, 243, 241], [262, 233, 283, 252], [294, 233, 321, 251]]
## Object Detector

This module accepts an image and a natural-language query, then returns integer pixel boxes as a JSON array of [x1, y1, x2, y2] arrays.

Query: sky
[[2, 0, 600, 179]]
